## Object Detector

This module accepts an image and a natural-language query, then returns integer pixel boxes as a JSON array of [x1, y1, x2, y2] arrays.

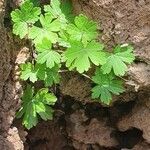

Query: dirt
[[0, 0, 150, 150]]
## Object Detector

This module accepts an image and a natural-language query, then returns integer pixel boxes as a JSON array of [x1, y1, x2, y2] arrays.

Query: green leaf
[[44, 2, 61, 18], [44, 65, 60, 86], [44, 0, 68, 29], [37, 51, 61, 68], [16, 85, 34, 118], [20, 62, 60, 86], [36, 103, 54, 120], [11, 1, 41, 38], [40, 14, 61, 31], [35, 38, 52, 52], [63, 40, 106, 73], [91, 68, 125, 105], [17, 86, 57, 129], [23, 103, 38, 129], [58, 31, 71, 48], [28, 14, 61, 44], [35, 88, 57, 105], [27, 0, 40, 6], [101, 44, 135, 76], [67, 14, 98, 45], [60, 0, 74, 22], [20, 63, 38, 82], [36, 64, 60, 87], [13, 22, 28, 39], [22, 84, 34, 103], [36, 38, 61, 68]]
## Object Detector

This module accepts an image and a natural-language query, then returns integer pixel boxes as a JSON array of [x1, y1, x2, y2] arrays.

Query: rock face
[[0, 0, 150, 149], [0, 34, 21, 148], [118, 97, 150, 143], [60, 73, 92, 103], [0, 1, 25, 149], [25, 120, 69, 150], [132, 142, 150, 150], [65, 109, 118, 149]]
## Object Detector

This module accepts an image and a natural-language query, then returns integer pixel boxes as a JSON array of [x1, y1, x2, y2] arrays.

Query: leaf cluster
[[11, 0, 135, 129], [16, 85, 57, 129]]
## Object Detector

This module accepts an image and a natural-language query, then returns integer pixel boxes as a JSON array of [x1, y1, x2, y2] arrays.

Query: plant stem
[[82, 74, 92, 81]]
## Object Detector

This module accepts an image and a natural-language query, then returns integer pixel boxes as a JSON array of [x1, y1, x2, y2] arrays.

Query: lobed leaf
[[11, 1, 41, 38], [101, 44, 135, 76], [67, 14, 98, 46], [63, 41, 106, 73], [44, 0, 68, 29], [16, 86, 57, 129], [28, 14, 61, 44], [20, 63, 38, 83], [20, 62, 60, 87], [91, 68, 124, 105]]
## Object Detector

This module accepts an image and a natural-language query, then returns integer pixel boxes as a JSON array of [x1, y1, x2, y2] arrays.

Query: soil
[[0, 0, 150, 150]]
